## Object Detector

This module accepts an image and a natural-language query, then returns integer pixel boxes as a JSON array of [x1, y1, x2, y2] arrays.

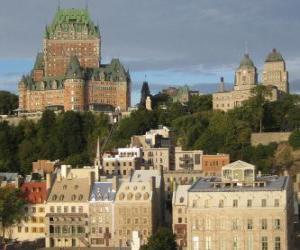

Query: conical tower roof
[[66, 55, 83, 79], [265, 48, 284, 62]]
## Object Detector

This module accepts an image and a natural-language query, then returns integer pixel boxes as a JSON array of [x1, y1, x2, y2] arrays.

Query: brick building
[[18, 8, 131, 113]]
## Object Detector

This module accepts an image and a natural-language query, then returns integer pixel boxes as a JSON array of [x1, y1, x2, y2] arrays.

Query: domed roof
[[239, 54, 255, 68], [265, 48, 284, 62]]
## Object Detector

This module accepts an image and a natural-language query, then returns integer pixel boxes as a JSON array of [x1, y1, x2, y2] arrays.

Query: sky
[[0, 0, 300, 103]]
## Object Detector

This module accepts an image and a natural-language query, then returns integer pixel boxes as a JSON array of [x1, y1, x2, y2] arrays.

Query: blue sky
[[1, 0, 300, 104]]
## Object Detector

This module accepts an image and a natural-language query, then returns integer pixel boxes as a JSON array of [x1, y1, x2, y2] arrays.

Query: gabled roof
[[90, 182, 116, 202], [222, 160, 255, 170], [33, 52, 44, 70], [131, 170, 162, 189]]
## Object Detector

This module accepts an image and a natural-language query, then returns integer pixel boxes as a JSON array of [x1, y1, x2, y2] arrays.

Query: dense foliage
[[0, 91, 18, 115], [0, 187, 27, 241], [289, 130, 300, 149], [140, 227, 177, 250], [0, 88, 299, 174]]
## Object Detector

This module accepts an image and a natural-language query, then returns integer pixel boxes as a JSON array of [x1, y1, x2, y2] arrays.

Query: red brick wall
[[202, 154, 230, 176]]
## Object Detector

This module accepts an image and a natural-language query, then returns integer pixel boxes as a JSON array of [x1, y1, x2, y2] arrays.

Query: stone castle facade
[[213, 49, 289, 112], [18, 8, 131, 113]]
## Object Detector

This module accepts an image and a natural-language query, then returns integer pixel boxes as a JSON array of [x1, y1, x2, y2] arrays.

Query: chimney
[[46, 173, 52, 191], [219, 77, 225, 92], [112, 175, 119, 191], [61, 165, 71, 178]]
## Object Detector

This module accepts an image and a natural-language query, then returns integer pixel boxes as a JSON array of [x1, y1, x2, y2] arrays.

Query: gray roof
[[189, 175, 289, 192], [90, 182, 116, 202], [239, 54, 255, 69], [265, 48, 284, 62], [0, 173, 19, 182], [131, 170, 162, 189]]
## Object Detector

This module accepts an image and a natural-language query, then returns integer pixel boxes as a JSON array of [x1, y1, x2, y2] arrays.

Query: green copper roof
[[46, 8, 100, 38], [239, 54, 255, 68], [265, 48, 284, 62], [66, 55, 84, 79], [33, 52, 44, 70]]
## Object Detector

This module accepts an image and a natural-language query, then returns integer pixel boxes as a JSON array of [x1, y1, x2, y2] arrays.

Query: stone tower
[[234, 54, 257, 91], [44, 8, 100, 77], [262, 48, 289, 93], [63, 55, 85, 111]]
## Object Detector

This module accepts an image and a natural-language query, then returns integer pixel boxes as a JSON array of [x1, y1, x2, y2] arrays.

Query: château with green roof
[[18, 7, 131, 113]]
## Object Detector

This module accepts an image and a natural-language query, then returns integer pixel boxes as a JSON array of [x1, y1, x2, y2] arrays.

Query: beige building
[[173, 160, 294, 250], [45, 165, 94, 248], [102, 148, 142, 176], [263, 49, 289, 93], [114, 170, 164, 247], [213, 51, 285, 112], [89, 178, 118, 248], [175, 147, 203, 171]]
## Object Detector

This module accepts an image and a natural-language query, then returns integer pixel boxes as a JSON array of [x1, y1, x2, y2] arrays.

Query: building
[[162, 86, 201, 104], [0, 172, 22, 187], [18, 8, 130, 113], [172, 185, 190, 249], [32, 160, 60, 175], [202, 154, 230, 176], [175, 160, 294, 250], [45, 165, 93, 248], [102, 148, 143, 176], [213, 51, 284, 112], [89, 178, 118, 248], [175, 147, 203, 171], [10, 181, 47, 241], [114, 170, 164, 247], [263, 49, 289, 93]]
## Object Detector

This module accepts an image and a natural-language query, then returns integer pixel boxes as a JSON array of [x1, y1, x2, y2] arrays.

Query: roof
[[47, 176, 91, 203], [66, 55, 83, 79], [21, 181, 47, 204], [172, 185, 190, 205], [131, 170, 162, 189], [33, 53, 44, 70], [0, 173, 19, 182], [222, 160, 255, 169], [189, 175, 289, 192], [46, 8, 99, 38], [265, 48, 284, 62], [90, 182, 116, 202], [239, 54, 255, 68]]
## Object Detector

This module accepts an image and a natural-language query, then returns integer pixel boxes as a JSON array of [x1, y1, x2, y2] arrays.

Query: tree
[[289, 130, 300, 149], [0, 91, 18, 115], [0, 187, 26, 242], [140, 228, 177, 250]]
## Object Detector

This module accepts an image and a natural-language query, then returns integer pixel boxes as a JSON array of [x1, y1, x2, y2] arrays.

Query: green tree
[[0, 187, 26, 242], [140, 228, 177, 250], [289, 130, 300, 149], [0, 91, 18, 115]]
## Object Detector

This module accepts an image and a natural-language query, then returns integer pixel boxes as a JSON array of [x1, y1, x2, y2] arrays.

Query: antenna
[[85, 0, 89, 10]]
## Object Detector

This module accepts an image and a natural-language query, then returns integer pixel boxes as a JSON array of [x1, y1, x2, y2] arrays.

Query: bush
[[289, 130, 300, 149]]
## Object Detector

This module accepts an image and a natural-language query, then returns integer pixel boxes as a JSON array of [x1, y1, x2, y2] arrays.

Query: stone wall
[[251, 132, 291, 146]]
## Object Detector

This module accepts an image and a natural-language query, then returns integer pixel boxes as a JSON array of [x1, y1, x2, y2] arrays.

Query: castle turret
[[63, 55, 85, 111], [234, 54, 257, 91], [262, 48, 289, 93]]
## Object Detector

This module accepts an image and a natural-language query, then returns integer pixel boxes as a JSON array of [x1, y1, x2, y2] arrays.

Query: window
[[92, 227, 96, 234], [71, 206, 76, 213], [18, 227, 22, 233], [247, 199, 252, 207], [178, 217, 182, 223], [233, 199, 238, 208], [192, 236, 199, 250], [274, 199, 280, 207], [261, 219, 267, 230], [25, 227, 28, 233], [261, 236, 268, 250], [274, 219, 280, 230], [247, 219, 253, 230], [78, 206, 83, 213], [261, 199, 267, 207], [275, 237, 281, 250], [57, 206, 61, 213], [64, 206, 68, 213], [219, 200, 224, 208], [38, 207, 44, 213], [205, 236, 212, 250], [32, 207, 36, 213]]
